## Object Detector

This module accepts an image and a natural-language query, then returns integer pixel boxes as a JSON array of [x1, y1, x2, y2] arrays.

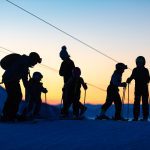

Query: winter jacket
[[64, 77, 87, 100], [59, 58, 75, 83], [127, 67, 150, 87], [28, 78, 47, 102], [110, 70, 125, 89]]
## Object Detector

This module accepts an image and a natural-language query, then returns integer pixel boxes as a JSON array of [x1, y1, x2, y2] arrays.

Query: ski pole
[[127, 83, 130, 119], [121, 87, 126, 117], [45, 93, 48, 114], [60, 87, 64, 111], [84, 90, 86, 105], [148, 84, 150, 119], [45, 93, 47, 104]]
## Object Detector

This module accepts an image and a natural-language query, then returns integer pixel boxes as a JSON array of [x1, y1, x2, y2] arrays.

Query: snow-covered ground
[[0, 86, 150, 150], [1, 117, 150, 150]]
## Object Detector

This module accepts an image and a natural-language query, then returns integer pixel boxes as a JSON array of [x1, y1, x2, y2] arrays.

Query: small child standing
[[64, 67, 88, 119], [96, 63, 127, 120], [27, 72, 48, 117], [127, 56, 150, 121]]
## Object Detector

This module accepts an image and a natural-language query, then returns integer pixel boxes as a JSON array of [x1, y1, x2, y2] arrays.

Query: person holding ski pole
[[27, 72, 48, 118], [126, 56, 150, 121], [64, 67, 88, 119], [96, 63, 127, 120]]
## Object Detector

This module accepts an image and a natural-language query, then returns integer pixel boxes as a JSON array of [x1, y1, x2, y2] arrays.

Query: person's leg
[[133, 94, 141, 120], [2, 83, 12, 120], [142, 89, 149, 120], [114, 92, 122, 119], [61, 88, 69, 115], [11, 82, 22, 119], [3, 82, 22, 120], [34, 100, 42, 116], [100, 86, 114, 115], [73, 99, 80, 118]]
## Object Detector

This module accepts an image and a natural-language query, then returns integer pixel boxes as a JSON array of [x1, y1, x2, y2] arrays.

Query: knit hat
[[59, 46, 70, 60]]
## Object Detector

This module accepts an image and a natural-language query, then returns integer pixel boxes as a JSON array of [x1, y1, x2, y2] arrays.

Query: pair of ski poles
[[121, 83, 130, 119]]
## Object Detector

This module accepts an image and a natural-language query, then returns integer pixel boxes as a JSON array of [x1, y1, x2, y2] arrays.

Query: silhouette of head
[[72, 67, 81, 78], [33, 72, 43, 81], [29, 52, 42, 67], [116, 63, 127, 73], [136, 56, 145, 67], [59, 45, 70, 60]]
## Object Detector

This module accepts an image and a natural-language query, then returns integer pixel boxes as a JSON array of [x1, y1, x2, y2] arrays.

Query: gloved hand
[[122, 82, 127, 87], [43, 88, 48, 93], [84, 83, 88, 90], [126, 78, 131, 84]]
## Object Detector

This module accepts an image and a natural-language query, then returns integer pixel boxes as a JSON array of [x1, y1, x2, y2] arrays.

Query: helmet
[[59, 45, 70, 60], [72, 67, 81, 77], [116, 63, 127, 71], [136, 56, 145, 66], [33, 72, 43, 79], [29, 52, 42, 63]]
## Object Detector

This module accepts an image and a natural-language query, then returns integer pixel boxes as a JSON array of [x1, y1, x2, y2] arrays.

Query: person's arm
[[111, 73, 126, 87], [81, 78, 88, 90], [22, 68, 29, 88], [41, 84, 48, 93], [126, 69, 135, 84], [146, 69, 150, 83], [71, 60, 75, 69], [59, 62, 65, 76]]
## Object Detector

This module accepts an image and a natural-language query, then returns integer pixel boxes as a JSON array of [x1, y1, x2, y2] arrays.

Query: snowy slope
[[0, 103, 150, 150], [0, 88, 149, 150], [0, 116, 150, 150]]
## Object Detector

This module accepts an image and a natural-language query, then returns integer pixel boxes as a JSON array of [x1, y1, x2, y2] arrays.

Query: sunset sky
[[0, 0, 150, 104]]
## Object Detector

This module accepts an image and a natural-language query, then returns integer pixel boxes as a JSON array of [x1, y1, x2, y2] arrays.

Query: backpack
[[0, 53, 21, 70]]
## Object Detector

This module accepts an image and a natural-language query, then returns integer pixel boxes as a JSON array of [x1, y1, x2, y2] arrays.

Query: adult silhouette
[[1, 52, 42, 121]]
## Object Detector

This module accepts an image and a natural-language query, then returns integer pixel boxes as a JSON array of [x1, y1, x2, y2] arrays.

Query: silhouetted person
[[127, 56, 150, 121], [97, 63, 127, 120], [59, 46, 86, 117], [27, 72, 48, 117], [64, 67, 87, 119], [1, 52, 42, 121], [59, 46, 75, 83]]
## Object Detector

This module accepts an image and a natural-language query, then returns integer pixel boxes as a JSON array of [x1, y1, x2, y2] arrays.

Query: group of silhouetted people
[[0, 46, 149, 122], [0, 52, 47, 121], [96, 56, 150, 121]]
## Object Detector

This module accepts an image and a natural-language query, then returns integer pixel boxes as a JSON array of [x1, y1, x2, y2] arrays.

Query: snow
[[0, 87, 150, 150], [0, 117, 150, 150]]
